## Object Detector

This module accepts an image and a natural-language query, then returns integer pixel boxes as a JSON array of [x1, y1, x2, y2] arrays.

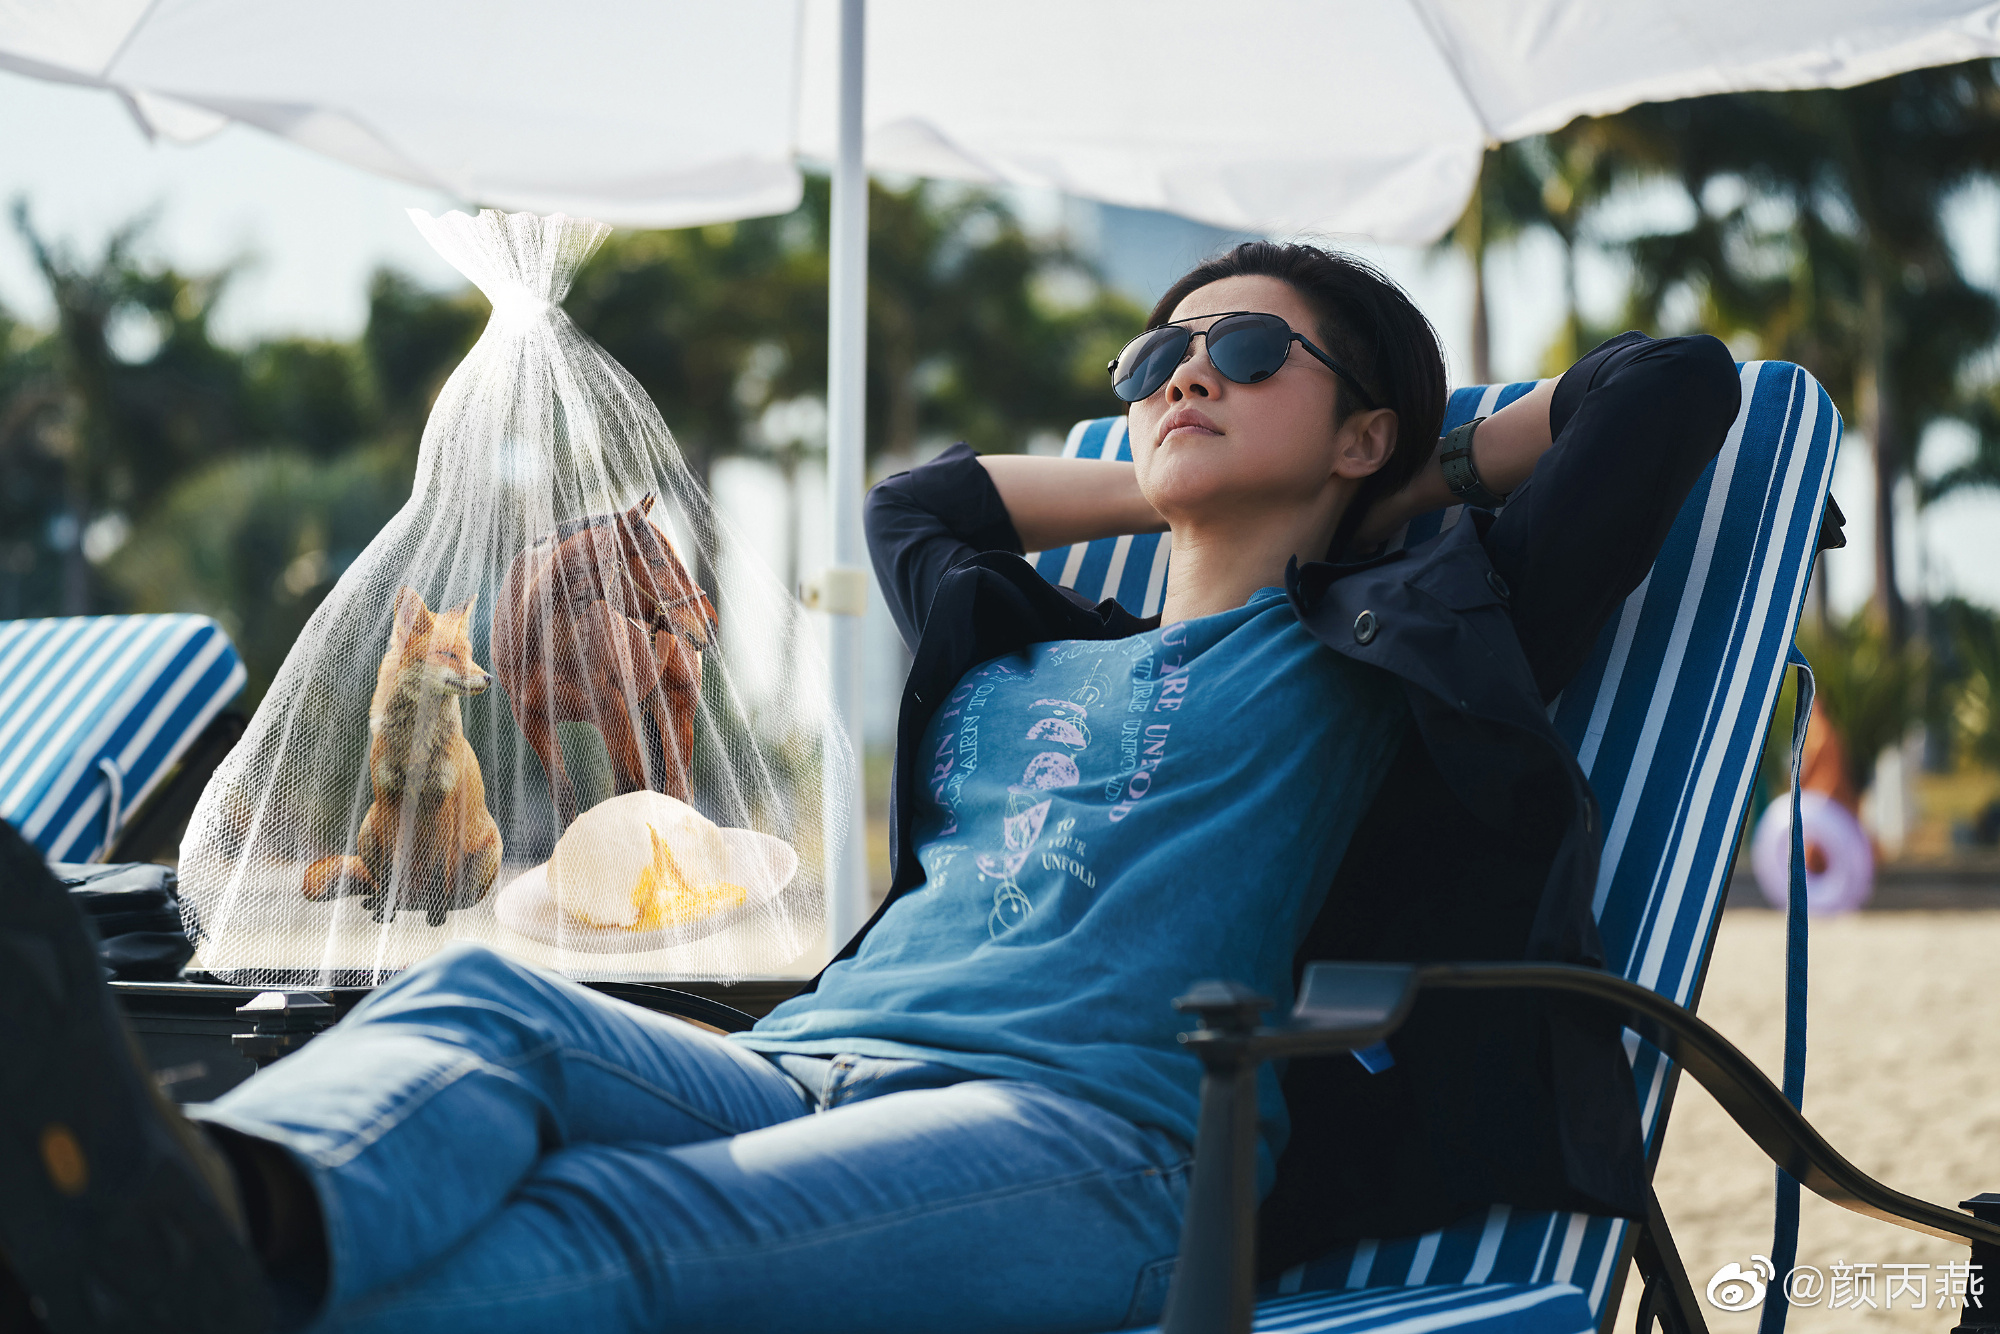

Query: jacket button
[[1353, 610, 1378, 645], [1486, 570, 1511, 600]]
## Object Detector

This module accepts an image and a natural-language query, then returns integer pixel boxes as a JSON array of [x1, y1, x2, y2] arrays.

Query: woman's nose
[[1164, 339, 1218, 401]]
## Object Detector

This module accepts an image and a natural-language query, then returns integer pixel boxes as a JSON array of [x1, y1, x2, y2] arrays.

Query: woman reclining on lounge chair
[[0, 242, 1741, 1334]]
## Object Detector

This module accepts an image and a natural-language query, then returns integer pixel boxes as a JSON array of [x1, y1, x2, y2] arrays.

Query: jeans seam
[[1124, 1254, 1181, 1329], [558, 1047, 791, 1137], [354, 999, 800, 1137], [268, 1031, 792, 1173], [307, 1049, 492, 1169], [296, 1035, 562, 1167], [645, 1157, 1182, 1264], [339, 1256, 636, 1316]]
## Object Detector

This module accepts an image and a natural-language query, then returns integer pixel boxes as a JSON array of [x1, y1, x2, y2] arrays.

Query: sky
[[0, 73, 462, 342], [5, 65, 2000, 624]]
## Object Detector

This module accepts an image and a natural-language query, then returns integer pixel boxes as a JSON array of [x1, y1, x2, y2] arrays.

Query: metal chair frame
[[1160, 963, 2000, 1334]]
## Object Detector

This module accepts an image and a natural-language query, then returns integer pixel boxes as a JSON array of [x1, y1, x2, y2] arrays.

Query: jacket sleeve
[[1483, 331, 1743, 701], [865, 442, 1025, 651]]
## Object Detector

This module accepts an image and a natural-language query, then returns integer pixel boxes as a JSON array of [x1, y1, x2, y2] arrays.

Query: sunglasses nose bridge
[[1179, 329, 1206, 370], [1112, 317, 1275, 401], [1165, 329, 1224, 397]]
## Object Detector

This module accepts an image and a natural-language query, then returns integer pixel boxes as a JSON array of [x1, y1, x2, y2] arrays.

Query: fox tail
[[304, 855, 376, 902]]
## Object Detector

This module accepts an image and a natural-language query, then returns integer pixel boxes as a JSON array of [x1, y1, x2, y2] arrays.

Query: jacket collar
[[1284, 545, 1409, 616]]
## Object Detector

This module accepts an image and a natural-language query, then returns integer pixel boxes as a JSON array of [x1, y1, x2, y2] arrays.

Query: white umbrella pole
[[823, 0, 871, 956]]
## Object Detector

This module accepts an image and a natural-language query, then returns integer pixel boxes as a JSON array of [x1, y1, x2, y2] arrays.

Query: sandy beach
[[1614, 908, 2000, 1333]]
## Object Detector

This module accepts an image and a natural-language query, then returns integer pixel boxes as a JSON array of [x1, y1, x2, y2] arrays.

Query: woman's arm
[[1355, 332, 1740, 699], [976, 455, 1166, 552], [1486, 332, 1741, 699], [867, 445, 1165, 650], [1355, 377, 1560, 547], [988, 401, 1557, 553], [986, 382, 1563, 552], [865, 444, 1025, 649], [982, 387, 1563, 553]]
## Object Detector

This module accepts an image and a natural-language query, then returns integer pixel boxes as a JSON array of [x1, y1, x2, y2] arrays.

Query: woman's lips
[[1159, 407, 1219, 439]]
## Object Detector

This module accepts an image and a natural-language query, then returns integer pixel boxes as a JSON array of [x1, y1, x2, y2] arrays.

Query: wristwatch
[[1439, 416, 1508, 510]]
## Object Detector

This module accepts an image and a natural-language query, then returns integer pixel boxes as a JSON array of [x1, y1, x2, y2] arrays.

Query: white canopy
[[5, 0, 1998, 243], [8, 0, 1996, 952]]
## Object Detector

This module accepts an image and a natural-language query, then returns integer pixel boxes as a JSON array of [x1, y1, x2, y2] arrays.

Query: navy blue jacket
[[836, 332, 1742, 1271]]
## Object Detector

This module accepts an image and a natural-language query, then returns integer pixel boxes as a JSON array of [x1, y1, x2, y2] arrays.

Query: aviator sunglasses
[[1106, 310, 1379, 408]]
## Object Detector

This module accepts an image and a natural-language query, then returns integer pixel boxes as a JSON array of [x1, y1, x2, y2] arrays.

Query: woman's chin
[[1139, 472, 1223, 521], [1149, 457, 1279, 502], [1149, 486, 1269, 528]]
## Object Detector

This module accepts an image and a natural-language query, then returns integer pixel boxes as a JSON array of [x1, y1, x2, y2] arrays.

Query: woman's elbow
[[862, 477, 902, 553], [1592, 332, 1741, 479], [863, 476, 930, 566], [1652, 333, 1743, 438]]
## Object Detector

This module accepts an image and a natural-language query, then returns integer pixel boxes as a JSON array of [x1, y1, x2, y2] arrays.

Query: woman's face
[[1128, 274, 1387, 530]]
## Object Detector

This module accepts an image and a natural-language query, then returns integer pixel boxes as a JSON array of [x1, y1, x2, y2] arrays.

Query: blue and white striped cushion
[[0, 614, 246, 862], [1062, 362, 1840, 1332], [1028, 417, 1174, 617], [1122, 1282, 1594, 1334]]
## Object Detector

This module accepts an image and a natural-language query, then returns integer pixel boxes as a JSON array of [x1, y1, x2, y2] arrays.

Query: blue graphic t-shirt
[[737, 585, 1408, 1182]]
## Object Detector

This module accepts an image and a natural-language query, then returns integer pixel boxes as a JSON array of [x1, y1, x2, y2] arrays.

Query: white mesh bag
[[179, 208, 847, 985]]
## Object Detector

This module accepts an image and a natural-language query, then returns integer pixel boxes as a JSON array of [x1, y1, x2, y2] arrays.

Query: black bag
[[48, 861, 196, 981]]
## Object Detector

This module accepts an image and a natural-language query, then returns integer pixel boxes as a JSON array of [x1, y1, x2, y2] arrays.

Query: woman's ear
[[1331, 407, 1398, 481]]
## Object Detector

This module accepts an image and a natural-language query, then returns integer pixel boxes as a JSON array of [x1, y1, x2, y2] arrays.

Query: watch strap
[[1439, 415, 1507, 510]]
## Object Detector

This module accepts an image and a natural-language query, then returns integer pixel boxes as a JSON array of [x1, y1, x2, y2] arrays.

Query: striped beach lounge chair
[[1034, 367, 2000, 1334], [0, 614, 245, 864]]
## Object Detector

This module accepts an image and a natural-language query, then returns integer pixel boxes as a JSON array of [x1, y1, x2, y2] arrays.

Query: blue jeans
[[191, 944, 1190, 1334]]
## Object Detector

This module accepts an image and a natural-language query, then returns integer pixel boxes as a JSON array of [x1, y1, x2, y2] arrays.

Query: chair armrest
[[586, 981, 759, 1033], [1161, 961, 2000, 1334]]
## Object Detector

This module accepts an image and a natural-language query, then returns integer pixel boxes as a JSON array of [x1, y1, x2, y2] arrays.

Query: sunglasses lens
[[1206, 314, 1293, 385], [1110, 327, 1190, 402]]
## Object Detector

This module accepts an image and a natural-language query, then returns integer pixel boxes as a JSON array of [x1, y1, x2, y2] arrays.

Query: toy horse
[[494, 493, 717, 824]]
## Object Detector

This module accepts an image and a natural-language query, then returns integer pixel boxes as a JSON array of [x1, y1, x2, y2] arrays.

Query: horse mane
[[551, 512, 620, 540]]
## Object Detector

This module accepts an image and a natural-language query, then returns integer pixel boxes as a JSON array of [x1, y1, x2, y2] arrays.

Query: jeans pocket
[[1122, 1254, 1178, 1329]]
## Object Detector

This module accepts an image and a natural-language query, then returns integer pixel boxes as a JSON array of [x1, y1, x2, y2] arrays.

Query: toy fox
[[304, 587, 503, 926]]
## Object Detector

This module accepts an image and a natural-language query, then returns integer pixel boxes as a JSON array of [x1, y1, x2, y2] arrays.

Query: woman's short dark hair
[[1148, 241, 1447, 555]]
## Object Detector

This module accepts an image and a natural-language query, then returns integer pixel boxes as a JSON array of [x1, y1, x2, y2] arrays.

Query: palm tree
[[11, 202, 251, 614], [1525, 121, 1647, 374], [1604, 64, 2000, 644], [1434, 144, 1545, 383], [13, 203, 142, 613]]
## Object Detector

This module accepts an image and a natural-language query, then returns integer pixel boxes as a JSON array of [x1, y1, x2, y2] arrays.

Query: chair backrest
[[0, 614, 246, 861], [1033, 363, 1841, 1322]]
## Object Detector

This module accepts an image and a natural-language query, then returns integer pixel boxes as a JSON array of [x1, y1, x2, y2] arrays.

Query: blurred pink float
[[1751, 790, 1874, 916]]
